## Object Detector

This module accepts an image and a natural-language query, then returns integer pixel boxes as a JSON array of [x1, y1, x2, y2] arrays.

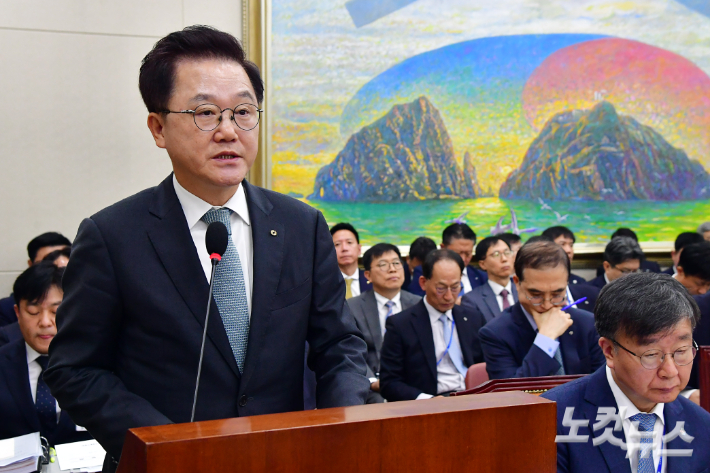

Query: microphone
[[191, 221, 229, 422]]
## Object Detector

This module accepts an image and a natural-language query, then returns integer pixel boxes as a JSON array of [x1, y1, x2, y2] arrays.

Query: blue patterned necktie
[[439, 314, 467, 376], [553, 347, 566, 375], [202, 208, 250, 373], [384, 300, 395, 319], [35, 356, 57, 434], [630, 413, 657, 473]]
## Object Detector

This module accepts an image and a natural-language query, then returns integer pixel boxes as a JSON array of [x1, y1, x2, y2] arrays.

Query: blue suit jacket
[[689, 292, 710, 389], [542, 366, 710, 473], [379, 299, 485, 401], [358, 270, 372, 294], [586, 275, 606, 290], [44, 175, 369, 460], [407, 265, 425, 296], [569, 273, 586, 285], [0, 322, 22, 349], [0, 295, 15, 327], [460, 280, 518, 323], [0, 339, 92, 445], [479, 303, 604, 379], [568, 284, 599, 313], [662, 267, 674, 276]]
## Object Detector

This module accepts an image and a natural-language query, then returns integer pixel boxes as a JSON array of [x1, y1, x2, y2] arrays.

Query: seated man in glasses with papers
[[542, 272, 710, 473], [379, 249, 485, 401], [0, 262, 92, 445], [479, 241, 605, 379]]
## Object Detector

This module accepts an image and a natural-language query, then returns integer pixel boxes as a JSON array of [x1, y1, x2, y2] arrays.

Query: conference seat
[[465, 363, 489, 390]]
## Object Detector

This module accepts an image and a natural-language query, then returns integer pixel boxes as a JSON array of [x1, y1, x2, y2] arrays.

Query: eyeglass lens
[[193, 103, 260, 131]]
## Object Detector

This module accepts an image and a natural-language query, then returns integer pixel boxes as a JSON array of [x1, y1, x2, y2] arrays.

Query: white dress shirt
[[566, 286, 577, 308], [416, 296, 466, 399], [173, 175, 253, 317], [26, 343, 60, 421], [461, 269, 472, 294], [373, 290, 402, 335], [606, 366, 666, 473], [487, 279, 515, 312], [341, 268, 361, 298]]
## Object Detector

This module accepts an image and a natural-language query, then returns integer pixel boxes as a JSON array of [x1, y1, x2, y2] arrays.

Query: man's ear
[[602, 261, 611, 273], [440, 243, 445, 249], [676, 266, 685, 278], [14, 304, 19, 321], [599, 337, 615, 368], [419, 275, 427, 291], [364, 270, 371, 282], [147, 113, 168, 149]]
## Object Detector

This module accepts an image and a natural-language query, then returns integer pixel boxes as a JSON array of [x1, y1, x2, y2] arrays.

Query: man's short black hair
[[542, 226, 576, 243], [42, 246, 72, 264], [408, 236, 437, 263], [678, 242, 710, 282], [514, 241, 570, 283], [422, 249, 464, 279], [442, 223, 476, 246], [522, 234, 553, 246], [27, 232, 71, 262], [674, 232, 704, 252], [363, 243, 401, 271], [498, 233, 521, 246], [611, 227, 638, 241], [475, 236, 509, 262], [329, 222, 359, 243], [595, 272, 699, 344], [139, 25, 264, 113], [604, 237, 644, 266], [13, 261, 65, 306]]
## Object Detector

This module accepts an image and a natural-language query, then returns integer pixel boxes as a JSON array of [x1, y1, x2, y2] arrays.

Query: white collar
[[172, 174, 250, 229], [341, 267, 359, 279], [423, 295, 452, 323], [487, 278, 512, 295], [374, 290, 401, 307], [604, 273, 610, 284], [605, 365, 665, 424], [25, 342, 43, 365]]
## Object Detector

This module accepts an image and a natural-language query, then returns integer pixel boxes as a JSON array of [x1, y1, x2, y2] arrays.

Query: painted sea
[[306, 198, 710, 246]]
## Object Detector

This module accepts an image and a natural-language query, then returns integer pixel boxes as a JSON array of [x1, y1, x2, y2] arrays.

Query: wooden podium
[[117, 391, 556, 473]]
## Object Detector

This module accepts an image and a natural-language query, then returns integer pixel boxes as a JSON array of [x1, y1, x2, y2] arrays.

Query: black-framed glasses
[[611, 338, 698, 369], [162, 103, 263, 131]]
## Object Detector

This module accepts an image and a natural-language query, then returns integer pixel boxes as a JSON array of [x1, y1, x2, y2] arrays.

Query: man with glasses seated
[[479, 241, 605, 379], [587, 237, 644, 290], [542, 273, 710, 473], [348, 243, 421, 403], [379, 250, 485, 401], [461, 236, 517, 323]]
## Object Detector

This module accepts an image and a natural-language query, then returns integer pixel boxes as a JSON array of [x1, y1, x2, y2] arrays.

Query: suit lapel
[[664, 399, 690, 472], [511, 282, 518, 302], [480, 284, 500, 322], [511, 304, 537, 353], [410, 301, 437, 379], [146, 175, 240, 379], [239, 181, 283, 391], [3, 341, 40, 429], [362, 291, 383, 359], [558, 327, 580, 374], [452, 306, 474, 366]]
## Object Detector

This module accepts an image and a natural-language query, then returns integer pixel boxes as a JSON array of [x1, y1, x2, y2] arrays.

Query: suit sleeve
[[306, 211, 370, 408], [379, 317, 425, 401], [44, 218, 172, 460], [479, 324, 561, 379], [348, 300, 377, 380]]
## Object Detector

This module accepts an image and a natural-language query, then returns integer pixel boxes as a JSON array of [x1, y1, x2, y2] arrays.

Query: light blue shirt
[[520, 304, 559, 359]]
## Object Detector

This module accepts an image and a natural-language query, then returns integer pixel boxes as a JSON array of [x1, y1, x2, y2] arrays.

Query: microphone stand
[[191, 256, 220, 422]]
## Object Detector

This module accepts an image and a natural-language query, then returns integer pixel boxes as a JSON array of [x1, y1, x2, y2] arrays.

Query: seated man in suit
[[461, 236, 516, 323], [330, 222, 370, 299], [663, 232, 704, 276], [479, 241, 605, 379], [440, 223, 487, 296], [380, 249, 485, 401], [542, 272, 710, 473], [348, 243, 421, 403], [542, 226, 586, 285], [672, 241, 710, 296], [0, 262, 92, 445], [595, 228, 660, 276], [406, 236, 437, 296], [587, 237, 644, 289], [0, 232, 71, 327]]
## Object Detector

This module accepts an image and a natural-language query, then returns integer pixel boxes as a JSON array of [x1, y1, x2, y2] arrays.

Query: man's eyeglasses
[[375, 260, 402, 271], [483, 250, 512, 260], [522, 288, 566, 307], [434, 284, 463, 297], [162, 103, 263, 131], [611, 338, 697, 370], [612, 265, 640, 275]]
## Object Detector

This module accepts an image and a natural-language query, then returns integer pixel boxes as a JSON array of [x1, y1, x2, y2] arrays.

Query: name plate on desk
[[118, 392, 556, 473]]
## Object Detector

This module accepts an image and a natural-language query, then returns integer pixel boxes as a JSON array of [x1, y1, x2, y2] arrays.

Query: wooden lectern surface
[[118, 391, 556, 473]]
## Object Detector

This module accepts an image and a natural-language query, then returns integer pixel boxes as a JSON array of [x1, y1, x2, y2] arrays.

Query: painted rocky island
[[310, 96, 483, 201], [500, 101, 710, 201]]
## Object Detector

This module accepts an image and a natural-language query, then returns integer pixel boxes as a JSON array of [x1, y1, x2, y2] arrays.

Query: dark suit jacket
[[358, 270, 372, 294], [662, 266, 675, 275], [0, 322, 21, 348], [479, 303, 604, 379], [44, 175, 369, 460], [689, 292, 710, 389], [542, 366, 710, 473], [465, 266, 487, 291], [0, 339, 92, 445], [460, 281, 518, 323], [568, 284, 599, 313], [407, 265, 425, 296], [379, 299, 485, 401], [0, 295, 15, 327], [586, 275, 606, 290], [568, 272, 586, 285]]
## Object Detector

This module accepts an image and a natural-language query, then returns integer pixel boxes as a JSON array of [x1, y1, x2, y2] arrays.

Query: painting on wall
[[269, 0, 710, 245]]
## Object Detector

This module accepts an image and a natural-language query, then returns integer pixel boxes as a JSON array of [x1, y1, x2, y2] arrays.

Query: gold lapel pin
[[270, 230, 277, 236]]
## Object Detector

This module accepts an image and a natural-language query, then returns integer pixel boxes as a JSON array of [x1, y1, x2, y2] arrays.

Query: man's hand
[[689, 390, 701, 406], [370, 379, 380, 392], [534, 307, 573, 340]]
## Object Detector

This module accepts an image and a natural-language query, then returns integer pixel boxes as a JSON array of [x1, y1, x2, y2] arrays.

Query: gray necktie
[[630, 413, 657, 473], [553, 347, 566, 375], [201, 208, 250, 373]]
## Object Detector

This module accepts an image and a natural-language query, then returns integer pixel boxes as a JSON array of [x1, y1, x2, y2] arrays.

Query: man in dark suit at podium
[[44, 26, 369, 470], [543, 273, 710, 473], [479, 241, 604, 379], [379, 250, 485, 401]]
